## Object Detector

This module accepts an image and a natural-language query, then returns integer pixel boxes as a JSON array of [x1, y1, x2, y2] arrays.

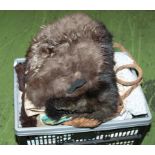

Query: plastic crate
[[14, 58, 152, 145]]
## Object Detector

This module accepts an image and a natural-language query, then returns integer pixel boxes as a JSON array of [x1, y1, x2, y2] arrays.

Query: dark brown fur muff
[[22, 13, 120, 128]]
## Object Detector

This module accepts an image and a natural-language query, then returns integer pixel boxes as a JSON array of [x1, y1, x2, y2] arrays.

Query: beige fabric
[[24, 93, 45, 117]]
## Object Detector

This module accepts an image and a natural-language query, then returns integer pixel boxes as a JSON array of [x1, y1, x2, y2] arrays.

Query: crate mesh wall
[[16, 126, 150, 145]]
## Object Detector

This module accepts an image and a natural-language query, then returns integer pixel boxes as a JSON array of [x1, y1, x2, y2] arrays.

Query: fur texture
[[20, 13, 120, 127]]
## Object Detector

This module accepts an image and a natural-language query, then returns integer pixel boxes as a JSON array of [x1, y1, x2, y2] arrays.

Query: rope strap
[[113, 42, 143, 112]]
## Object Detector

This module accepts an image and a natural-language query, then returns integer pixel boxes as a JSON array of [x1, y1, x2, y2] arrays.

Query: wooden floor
[[0, 10, 155, 144]]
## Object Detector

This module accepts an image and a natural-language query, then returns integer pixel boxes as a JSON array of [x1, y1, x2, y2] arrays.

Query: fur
[[20, 13, 120, 127]]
